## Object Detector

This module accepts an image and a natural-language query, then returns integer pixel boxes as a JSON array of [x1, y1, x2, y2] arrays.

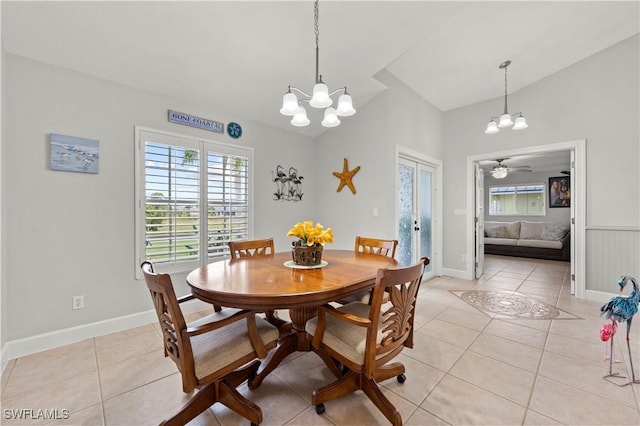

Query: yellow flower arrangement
[[287, 221, 334, 246]]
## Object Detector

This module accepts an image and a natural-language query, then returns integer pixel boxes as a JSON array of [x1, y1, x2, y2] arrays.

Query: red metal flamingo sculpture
[[599, 321, 619, 362], [600, 275, 639, 386]]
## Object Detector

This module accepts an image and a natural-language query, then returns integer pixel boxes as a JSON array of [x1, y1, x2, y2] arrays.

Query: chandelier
[[485, 60, 528, 134], [280, 0, 356, 128]]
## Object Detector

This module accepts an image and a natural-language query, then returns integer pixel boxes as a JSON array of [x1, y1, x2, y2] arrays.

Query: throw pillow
[[542, 223, 570, 241], [520, 221, 544, 240], [486, 225, 509, 238], [503, 221, 521, 239]]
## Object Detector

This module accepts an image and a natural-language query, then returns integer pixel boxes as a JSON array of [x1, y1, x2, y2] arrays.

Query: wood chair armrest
[[245, 313, 268, 358], [320, 303, 372, 327], [313, 303, 372, 349], [178, 293, 223, 312], [176, 294, 196, 304], [185, 309, 251, 336]]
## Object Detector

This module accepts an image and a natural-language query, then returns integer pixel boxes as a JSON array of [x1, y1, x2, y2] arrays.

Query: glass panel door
[[398, 158, 434, 277]]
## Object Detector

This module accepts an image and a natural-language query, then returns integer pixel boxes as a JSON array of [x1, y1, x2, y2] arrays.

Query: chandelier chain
[[314, 0, 319, 49], [503, 63, 509, 114], [314, 0, 321, 83]]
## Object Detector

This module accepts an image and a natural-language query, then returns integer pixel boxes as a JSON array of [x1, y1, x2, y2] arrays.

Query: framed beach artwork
[[50, 133, 99, 174], [548, 176, 570, 208]]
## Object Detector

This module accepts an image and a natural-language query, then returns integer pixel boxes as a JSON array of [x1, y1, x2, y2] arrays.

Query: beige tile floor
[[3, 255, 640, 425]]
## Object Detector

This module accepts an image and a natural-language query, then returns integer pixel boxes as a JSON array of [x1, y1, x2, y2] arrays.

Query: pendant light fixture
[[280, 0, 355, 128], [485, 60, 528, 134]]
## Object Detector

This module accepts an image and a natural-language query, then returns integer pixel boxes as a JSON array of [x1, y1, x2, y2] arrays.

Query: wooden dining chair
[[305, 257, 430, 426], [355, 235, 398, 258], [228, 238, 275, 259], [228, 238, 286, 331], [336, 236, 399, 305], [140, 261, 279, 426]]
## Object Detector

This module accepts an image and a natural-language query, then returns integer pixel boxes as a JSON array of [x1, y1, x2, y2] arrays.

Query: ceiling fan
[[486, 159, 531, 179]]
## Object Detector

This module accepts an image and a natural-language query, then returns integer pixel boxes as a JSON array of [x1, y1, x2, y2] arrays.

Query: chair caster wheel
[[397, 373, 406, 383], [315, 403, 325, 415]]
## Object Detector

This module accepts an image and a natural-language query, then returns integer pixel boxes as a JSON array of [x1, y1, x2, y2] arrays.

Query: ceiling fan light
[[309, 83, 332, 108], [280, 92, 299, 116], [513, 115, 528, 130], [321, 107, 341, 127], [485, 120, 499, 134], [336, 93, 356, 116], [492, 170, 508, 179], [290, 106, 310, 127], [498, 113, 513, 128]]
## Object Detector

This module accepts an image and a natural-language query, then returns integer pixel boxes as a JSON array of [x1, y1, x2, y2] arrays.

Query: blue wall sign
[[168, 110, 224, 133]]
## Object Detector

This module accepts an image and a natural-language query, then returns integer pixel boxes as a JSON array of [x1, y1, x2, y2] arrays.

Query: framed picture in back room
[[548, 176, 570, 208]]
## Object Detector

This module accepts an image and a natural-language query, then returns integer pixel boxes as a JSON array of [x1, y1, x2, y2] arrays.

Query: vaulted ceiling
[[3, 1, 638, 140]]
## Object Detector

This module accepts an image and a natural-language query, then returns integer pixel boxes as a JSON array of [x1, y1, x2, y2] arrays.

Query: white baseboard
[[1, 299, 211, 372], [585, 289, 618, 304], [441, 267, 468, 280]]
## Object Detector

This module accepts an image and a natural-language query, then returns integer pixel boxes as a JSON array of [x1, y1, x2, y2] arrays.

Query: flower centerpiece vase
[[291, 240, 323, 266]]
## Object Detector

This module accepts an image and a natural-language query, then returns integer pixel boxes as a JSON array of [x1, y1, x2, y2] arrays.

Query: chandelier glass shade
[[485, 60, 528, 134], [280, 0, 355, 128]]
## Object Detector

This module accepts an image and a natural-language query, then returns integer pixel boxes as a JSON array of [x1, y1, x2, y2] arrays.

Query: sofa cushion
[[484, 237, 518, 246], [516, 239, 563, 249], [485, 221, 520, 239], [520, 221, 544, 239], [485, 225, 510, 238], [542, 222, 570, 241]]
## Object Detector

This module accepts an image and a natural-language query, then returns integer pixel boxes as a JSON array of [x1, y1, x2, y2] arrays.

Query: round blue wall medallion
[[227, 122, 242, 139]]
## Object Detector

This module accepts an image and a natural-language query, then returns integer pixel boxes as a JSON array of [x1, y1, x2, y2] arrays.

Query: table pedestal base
[[249, 306, 317, 389]]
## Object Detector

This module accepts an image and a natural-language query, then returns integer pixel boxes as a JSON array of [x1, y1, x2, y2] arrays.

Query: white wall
[[313, 69, 444, 249], [443, 35, 640, 277], [2, 55, 317, 344]]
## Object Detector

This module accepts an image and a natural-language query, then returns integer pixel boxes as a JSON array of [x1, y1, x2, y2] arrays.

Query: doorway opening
[[466, 139, 586, 298]]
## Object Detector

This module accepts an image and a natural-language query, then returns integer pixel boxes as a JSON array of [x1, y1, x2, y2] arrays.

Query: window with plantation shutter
[[135, 127, 252, 276]]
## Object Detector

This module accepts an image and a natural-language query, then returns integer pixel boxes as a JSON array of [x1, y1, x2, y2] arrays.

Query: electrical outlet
[[72, 295, 85, 310]]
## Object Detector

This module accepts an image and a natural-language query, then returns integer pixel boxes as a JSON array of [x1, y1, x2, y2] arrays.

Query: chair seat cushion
[[190, 311, 279, 380], [306, 302, 383, 365]]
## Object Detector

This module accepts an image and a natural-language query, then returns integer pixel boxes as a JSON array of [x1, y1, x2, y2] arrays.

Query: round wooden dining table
[[186, 249, 398, 387]]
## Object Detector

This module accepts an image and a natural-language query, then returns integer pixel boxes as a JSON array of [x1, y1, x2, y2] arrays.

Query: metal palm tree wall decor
[[272, 165, 304, 201]]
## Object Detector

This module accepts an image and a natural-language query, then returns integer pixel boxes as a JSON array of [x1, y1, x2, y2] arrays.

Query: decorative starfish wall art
[[332, 158, 360, 194]]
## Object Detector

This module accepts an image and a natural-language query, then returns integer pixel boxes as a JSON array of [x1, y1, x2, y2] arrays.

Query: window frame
[[488, 182, 546, 217], [134, 126, 254, 278]]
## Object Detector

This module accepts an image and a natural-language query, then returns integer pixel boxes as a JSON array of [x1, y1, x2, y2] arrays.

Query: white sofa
[[484, 221, 570, 261]]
